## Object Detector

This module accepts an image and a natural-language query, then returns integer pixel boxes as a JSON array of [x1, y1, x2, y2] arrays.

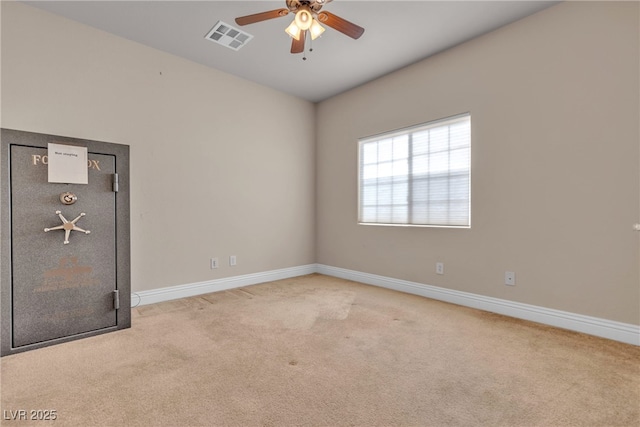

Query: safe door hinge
[[113, 290, 120, 310], [112, 173, 119, 192]]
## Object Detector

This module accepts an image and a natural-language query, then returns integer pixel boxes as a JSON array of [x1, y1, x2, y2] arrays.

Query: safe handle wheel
[[44, 210, 90, 245]]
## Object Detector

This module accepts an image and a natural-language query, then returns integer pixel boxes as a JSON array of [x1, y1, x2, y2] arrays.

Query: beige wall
[[316, 1, 640, 325], [1, 2, 316, 292]]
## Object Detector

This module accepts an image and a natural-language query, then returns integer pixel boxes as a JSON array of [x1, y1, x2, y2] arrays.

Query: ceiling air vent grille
[[205, 21, 253, 51]]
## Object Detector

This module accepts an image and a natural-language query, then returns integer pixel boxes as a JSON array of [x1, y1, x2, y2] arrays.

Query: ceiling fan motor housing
[[286, 0, 332, 14]]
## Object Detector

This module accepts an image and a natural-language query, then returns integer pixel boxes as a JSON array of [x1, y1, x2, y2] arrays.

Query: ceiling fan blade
[[235, 9, 289, 26], [317, 11, 365, 39], [291, 31, 306, 54]]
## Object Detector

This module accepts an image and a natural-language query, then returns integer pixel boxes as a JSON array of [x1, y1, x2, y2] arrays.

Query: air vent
[[205, 21, 253, 51]]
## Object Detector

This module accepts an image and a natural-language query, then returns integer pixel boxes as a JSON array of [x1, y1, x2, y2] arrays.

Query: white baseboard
[[132, 264, 317, 307], [131, 263, 639, 346], [316, 264, 640, 346]]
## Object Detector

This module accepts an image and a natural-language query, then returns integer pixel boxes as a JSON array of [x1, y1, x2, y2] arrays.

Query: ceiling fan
[[235, 0, 365, 55]]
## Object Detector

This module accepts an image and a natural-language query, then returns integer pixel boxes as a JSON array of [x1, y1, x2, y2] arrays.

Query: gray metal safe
[[1, 129, 130, 356]]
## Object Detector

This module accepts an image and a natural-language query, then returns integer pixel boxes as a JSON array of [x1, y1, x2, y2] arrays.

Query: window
[[358, 113, 471, 227]]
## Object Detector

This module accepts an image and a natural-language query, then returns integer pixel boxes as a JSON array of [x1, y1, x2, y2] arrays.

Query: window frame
[[357, 113, 471, 229]]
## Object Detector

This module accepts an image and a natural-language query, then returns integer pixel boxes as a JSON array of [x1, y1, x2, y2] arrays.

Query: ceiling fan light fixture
[[309, 19, 325, 40], [285, 20, 302, 40], [294, 7, 313, 31], [235, 0, 364, 55]]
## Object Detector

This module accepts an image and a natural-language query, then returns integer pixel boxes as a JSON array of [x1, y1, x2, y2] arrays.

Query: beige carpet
[[1, 274, 638, 426]]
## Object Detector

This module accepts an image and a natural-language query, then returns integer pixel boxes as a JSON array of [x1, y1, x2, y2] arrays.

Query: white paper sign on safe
[[47, 143, 88, 184]]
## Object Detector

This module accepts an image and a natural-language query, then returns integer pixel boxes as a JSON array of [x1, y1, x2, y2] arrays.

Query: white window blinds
[[358, 114, 471, 227]]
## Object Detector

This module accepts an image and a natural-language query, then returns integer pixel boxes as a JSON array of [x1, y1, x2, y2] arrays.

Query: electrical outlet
[[436, 262, 444, 275], [505, 271, 516, 286], [230, 255, 237, 266], [210, 258, 218, 269]]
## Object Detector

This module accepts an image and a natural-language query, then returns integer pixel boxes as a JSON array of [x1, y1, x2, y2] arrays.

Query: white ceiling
[[24, 1, 558, 102]]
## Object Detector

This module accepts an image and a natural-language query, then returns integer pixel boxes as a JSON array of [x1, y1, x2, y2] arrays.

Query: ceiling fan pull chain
[[303, 31, 308, 60]]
